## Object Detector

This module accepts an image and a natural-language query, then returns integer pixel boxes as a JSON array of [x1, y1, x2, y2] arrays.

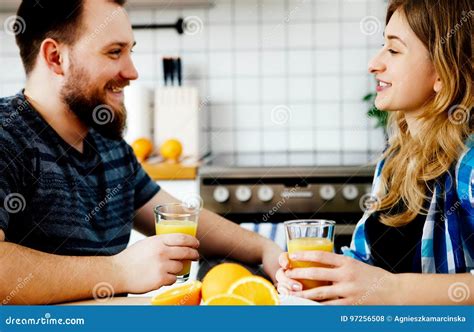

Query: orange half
[[203, 294, 254, 305], [151, 281, 202, 305], [228, 276, 279, 305]]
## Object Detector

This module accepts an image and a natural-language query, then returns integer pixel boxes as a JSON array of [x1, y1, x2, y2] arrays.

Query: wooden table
[[62, 295, 319, 306], [62, 296, 152, 305]]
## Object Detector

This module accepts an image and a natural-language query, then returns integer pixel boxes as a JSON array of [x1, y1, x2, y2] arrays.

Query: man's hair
[[15, 0, 126, 75]]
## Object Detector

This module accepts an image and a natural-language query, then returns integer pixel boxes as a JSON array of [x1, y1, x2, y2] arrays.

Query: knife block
[[154, 87, 208, 159]]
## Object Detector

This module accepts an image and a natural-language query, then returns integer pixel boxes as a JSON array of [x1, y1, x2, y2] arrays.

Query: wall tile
[[235, 51, 260, 76], [0, 2, 385, 155], [263, 130, 289, 151]]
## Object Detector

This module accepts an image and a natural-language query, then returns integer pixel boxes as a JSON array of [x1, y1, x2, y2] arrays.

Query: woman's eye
[[381, 44, 399, 54], [109, 49, 121, 56]]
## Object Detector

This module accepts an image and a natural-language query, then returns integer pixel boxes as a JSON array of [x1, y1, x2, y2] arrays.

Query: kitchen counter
[[142, 161, 199, 180]]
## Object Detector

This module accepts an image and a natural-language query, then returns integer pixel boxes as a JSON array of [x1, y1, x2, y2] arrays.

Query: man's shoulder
[[0, 95, 31, 143], [0, 93, 33, 152], [0, 93, 25, 121]]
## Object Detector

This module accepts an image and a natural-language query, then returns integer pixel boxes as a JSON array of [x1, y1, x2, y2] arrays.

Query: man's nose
[[121, 56, 139, 81]]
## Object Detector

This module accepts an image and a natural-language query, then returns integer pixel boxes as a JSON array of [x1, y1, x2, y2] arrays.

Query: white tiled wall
[[0, 0, 388, 154]]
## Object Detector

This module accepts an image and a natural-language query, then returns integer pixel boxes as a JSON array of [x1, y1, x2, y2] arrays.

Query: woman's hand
[[261, 241, 284, 284], [276, 251, 398, 305]]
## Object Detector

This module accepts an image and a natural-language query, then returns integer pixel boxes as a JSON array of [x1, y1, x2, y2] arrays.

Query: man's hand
[[134, 189, 284, 280], [114, 234, 200, 294]]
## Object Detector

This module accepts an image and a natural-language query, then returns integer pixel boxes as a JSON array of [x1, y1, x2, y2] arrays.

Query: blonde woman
[[277, 0, 473, 305]]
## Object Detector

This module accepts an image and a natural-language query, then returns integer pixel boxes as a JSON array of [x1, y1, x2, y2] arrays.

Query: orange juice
[[155, 220, 198, 276], [287, 237, 334, 290]]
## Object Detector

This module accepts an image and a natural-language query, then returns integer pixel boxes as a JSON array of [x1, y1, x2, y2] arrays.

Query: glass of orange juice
[[154, 203, 200, 283], [284, 219, 335, 290]]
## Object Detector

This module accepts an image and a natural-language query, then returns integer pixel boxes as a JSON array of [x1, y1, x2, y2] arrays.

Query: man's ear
[[433, 76, 443, 93], [40, 38, 65, 76]]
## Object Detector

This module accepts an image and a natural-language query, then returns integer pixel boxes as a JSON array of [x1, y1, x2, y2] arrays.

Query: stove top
[[202, 151, 379, 169]]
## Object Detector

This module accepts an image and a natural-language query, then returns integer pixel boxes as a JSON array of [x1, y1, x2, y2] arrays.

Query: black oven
[[199, 151, 377, 253]]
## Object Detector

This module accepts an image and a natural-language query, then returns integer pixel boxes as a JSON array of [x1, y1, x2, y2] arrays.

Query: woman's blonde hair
[[377, 0, 473, 226]]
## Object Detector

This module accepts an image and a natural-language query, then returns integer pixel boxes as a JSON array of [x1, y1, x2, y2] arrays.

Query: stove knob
[[235, 186, 252, 202], [342, 185, 359, 201], [319, 185, 336, 201], [213, 186, 230, 203], [257, 186, 274, 202]]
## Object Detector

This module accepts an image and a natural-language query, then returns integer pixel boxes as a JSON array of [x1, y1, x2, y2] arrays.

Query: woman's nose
[[368, 50, 385, 74]]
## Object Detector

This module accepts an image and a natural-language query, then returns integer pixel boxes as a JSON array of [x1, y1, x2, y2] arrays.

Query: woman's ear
[[433, 76, 443, 93]]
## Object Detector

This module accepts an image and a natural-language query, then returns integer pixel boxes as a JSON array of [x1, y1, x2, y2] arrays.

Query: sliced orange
[[151, 281, 202, 305], [228, 276, 279, 305], [203, 294, 254, 305], [201, 263, 252, 302]]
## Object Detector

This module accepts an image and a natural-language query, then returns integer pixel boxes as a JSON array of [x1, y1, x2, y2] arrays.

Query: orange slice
[[151, 281, 202, 305], [201, 263, 252, 302], [203, 294, 254, 305], [228, 276, 279, 305]]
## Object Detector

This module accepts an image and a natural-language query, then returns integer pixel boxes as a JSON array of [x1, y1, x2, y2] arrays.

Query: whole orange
[[159, 139, 183, 162], [131, 138, 153, 162]]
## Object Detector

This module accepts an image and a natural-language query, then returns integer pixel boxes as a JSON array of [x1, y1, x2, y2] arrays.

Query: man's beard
[[60, 62, 128, 141]]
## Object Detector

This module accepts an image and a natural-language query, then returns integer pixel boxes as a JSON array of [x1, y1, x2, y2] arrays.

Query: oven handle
[[281, 191, 313, 198], [335, 224, 356, 236]]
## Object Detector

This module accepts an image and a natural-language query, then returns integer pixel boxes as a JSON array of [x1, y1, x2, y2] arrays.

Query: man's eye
[[109, 49, 121, 55], [388, 49, 399, 54]]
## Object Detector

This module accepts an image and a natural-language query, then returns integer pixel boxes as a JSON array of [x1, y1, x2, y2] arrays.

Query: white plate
[[279, 295, 321, 306]]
